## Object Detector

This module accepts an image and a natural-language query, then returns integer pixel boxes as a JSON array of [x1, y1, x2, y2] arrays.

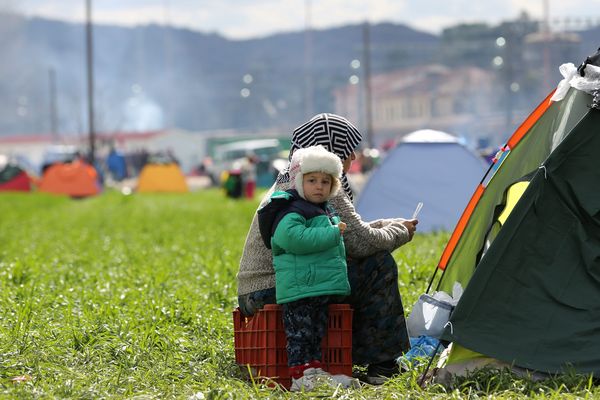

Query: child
[[257, 145, 359, 391]]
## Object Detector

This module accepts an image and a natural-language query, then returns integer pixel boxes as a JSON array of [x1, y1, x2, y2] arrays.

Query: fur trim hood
[[288, 145, 342, 201]]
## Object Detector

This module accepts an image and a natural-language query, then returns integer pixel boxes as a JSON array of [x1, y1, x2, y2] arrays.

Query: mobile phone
[[412, 202, 423, 219]]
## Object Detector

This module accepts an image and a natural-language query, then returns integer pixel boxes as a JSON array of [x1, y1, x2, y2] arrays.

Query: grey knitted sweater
[[237, 181, 411, 296]]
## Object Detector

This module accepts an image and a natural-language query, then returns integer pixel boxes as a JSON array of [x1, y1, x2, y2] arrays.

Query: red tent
[[0, 164, 32, 192]]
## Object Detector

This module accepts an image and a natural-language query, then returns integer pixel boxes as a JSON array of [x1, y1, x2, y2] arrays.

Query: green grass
[[0, 190, 597, 399]]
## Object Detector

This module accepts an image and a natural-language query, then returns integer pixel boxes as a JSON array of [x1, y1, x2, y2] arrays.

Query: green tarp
[[443, 109, 600, 374]]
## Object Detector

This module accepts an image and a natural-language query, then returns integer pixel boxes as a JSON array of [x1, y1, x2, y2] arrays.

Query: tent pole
[[425, 266, 438, 294], [418, 340, 444, 388], [85, 0, 96, 164]]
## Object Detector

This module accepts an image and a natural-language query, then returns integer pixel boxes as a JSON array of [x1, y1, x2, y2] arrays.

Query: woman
[[237, 113, 417, 384]]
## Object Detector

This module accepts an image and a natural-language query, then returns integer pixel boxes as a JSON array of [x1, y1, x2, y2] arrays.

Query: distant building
[[523, 31, 582, 93], [0, 134, 57, 173], [333, 64, 507, 146]]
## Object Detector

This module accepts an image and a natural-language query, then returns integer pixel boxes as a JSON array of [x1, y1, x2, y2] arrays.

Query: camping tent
[[38, 160, 101, 197], [0, 160, 32, 192], [356, 130, 487, 232], [429, 49, 600, 376], [137, 163, 189, 193]]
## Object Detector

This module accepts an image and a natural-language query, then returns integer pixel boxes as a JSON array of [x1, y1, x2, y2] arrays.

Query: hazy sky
[[6, 0, 600, 39]]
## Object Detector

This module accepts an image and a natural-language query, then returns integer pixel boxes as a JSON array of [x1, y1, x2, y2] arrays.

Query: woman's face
[[342, 151, 356, 173]]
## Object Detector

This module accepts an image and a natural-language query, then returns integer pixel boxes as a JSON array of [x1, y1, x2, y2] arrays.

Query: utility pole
[[304, 0, 314, 119], [163, 0, 173, 129], [85, 0, 96, 164], [542, 0, 551, 92], [504, 33, 514, 131], [362, 22, 374, 148], [48, 67, 58, 141]]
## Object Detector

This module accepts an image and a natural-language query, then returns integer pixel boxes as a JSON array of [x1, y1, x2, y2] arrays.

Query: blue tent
[[356, 130, 487, 232]]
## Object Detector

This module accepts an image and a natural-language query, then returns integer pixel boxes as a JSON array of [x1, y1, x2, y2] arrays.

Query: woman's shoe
[[366, 360, 401, 385]]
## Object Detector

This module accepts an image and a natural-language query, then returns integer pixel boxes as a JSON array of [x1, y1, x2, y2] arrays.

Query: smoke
[[121, 89, 165, 132]]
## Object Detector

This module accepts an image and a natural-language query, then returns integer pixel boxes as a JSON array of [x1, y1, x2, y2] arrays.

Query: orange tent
[[137, 163, 189, 193], [39, 160, 100, 197]]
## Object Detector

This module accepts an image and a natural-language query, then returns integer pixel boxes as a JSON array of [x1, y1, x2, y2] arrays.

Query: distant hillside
[[0, 14, 439, 136], [1, 12, 597, 138]]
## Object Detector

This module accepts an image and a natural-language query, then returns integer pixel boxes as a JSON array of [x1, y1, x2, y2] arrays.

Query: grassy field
[[0, 189, 596, 399]]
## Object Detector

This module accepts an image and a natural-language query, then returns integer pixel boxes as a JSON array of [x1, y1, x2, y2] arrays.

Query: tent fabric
[[496, 181, 529, 226], [0, 163, 22, 183], [443, 109, 600, 374], [38, 161, 100, 197], [137, 163, 189, 193], [0, 171, 31, 192], [436, 88, 592, 293], [476, 176, 533, 263], [401, 129, 459, 143], [431, 89, 594, 374], [428, 49, 600, 377], [0, 164, 31, 191], [356, 130, 487, 232]]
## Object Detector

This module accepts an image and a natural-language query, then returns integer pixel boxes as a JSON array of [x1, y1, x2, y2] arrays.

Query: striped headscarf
[[277, 113, 362, 201]]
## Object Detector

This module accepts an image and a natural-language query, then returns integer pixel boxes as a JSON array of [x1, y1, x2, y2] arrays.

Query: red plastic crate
[[233, 303, 353, 389]]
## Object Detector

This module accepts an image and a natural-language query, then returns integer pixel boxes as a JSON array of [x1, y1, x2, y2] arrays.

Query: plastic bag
[[397, 335, 442, 369], [551, 62, 600, 102], [406, 282, 463, 339]]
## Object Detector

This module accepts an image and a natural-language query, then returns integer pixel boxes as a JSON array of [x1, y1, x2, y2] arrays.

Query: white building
[[333, 64, 503, 146]]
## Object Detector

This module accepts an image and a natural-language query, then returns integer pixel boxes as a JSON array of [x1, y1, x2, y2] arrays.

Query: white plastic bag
[[551, 62, 600, 102], [407, 282, 463, 339]]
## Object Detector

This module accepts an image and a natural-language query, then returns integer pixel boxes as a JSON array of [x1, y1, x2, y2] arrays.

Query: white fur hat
[[288, 145, 342, 200]]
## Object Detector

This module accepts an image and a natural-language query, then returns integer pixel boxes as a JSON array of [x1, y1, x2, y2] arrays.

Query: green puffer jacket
[[257, 190, 350, 304]]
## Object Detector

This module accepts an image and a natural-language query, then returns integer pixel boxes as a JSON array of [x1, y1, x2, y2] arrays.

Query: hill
[[0, 14, 438, 135], [1, 13, 597, 137]]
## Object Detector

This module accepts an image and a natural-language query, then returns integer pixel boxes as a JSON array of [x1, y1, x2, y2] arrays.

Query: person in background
[[223, 169, 243, 199], [237, 113, 418, 385], [257, 145, 358, 391], [241, 154, 257, 199], [106, 147, 127, 182]]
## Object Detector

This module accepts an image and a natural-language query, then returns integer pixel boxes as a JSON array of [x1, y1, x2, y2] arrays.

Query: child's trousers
[[282, 296, 330, 366]]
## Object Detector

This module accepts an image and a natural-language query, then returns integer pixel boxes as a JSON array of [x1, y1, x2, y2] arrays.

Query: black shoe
[[366, 360, 400, 385]]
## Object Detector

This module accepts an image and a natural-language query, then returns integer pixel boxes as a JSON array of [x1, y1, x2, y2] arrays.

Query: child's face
[[302, 172, 332, 203]]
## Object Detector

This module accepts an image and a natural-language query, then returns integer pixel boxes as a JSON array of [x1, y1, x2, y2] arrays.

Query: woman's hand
[[401, 219, 418, 240], [338, 221, 347, 235]]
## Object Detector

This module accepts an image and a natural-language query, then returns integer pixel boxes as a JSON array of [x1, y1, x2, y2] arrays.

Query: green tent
[[430, 48, 600, 376]]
